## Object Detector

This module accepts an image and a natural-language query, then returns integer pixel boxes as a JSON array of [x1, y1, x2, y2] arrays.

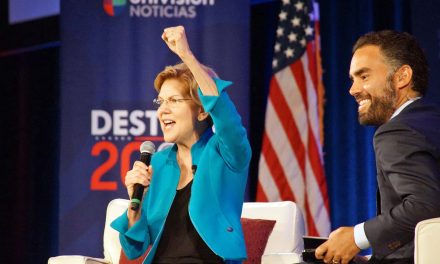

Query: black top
[[153, 180, 224, 264]]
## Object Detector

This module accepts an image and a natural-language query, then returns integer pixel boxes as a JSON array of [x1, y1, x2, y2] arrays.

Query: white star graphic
[[291, 16, 300, 27], [288, 32, 297, 42], [279, 11, 288, 21], [300, 38, 306, 47], [272, 59, 278, 68], [295, 1, 304, 11], [274, 42, 281, 52], [305, 25, 313, 36], [282, 0, 290, 5], [276, 27, 284, 37], [284, 47, 294, 58]]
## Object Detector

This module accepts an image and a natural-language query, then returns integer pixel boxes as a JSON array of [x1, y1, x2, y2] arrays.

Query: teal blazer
[[111, 79, 251, 263]]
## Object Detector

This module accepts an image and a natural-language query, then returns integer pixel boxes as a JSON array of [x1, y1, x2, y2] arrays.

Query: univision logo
[[103, 0, 216, 18], [103, 0, 127, 16]]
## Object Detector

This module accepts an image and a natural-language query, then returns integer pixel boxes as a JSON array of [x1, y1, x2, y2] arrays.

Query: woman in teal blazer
[[111, 25, 251, 264]]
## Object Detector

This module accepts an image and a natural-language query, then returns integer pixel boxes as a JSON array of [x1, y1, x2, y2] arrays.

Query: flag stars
[[295, 1, 304, 11], [284, 47, 294, 58], [274, 42, 281, 52], [305, 25, 314, 36], [288, 32, 298, 42], [276, 27, 284, 37], [272, 0, 315, 69], [291, 16, 300, 27], [279, 11, 288, 21]]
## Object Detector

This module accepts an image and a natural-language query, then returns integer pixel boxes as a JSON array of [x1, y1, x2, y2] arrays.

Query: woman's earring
[[198, 112, 207, 121]]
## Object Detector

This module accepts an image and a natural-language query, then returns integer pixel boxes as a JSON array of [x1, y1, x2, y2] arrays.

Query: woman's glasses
[[153, 97, 192, 109]]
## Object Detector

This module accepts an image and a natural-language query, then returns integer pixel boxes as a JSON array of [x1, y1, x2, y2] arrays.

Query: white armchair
[[49, 199, 305, 264], [241, 201, 305, 264], [414, 217, 440, 264], [48, 199, 129, 264]]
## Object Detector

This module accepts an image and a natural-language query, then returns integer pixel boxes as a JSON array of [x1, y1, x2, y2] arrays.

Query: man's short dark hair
[[352, 30, 429, 95]]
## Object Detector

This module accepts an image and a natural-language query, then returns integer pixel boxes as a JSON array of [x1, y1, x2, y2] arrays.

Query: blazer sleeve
[[364, 121, 440, 258], [198, 78, 251, 172], [110, 207, 151, 259]]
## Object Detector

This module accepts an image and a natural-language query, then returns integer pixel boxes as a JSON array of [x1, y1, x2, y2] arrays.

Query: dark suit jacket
[[364, 98, 440, 260]]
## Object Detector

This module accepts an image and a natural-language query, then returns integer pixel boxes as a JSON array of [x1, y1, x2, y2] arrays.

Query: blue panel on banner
[[60, 0, 249, 257], [411, 0, 440, 104]]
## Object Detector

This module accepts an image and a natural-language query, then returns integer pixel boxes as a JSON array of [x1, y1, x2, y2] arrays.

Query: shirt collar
[[390, 97, 421, 120]]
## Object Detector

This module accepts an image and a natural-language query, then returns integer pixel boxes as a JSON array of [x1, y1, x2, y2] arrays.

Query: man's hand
[[315, 227, 361, 264]]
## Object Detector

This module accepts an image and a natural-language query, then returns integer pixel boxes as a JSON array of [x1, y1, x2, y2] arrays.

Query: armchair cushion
[[241, 201, 305, 256], [119, 250, 148, 264], [48, 256, 110, 264], [241, 218, 276, 264]]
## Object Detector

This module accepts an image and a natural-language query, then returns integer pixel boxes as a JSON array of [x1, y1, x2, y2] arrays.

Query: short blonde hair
[[154, 62, 217, 126], [154, 62, 218, 107]]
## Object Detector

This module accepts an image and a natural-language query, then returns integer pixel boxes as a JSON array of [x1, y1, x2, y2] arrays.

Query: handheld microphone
[[131, 141, 156, 211]]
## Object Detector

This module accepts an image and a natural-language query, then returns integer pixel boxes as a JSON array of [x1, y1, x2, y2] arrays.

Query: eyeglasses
[[153, 97, 192, 108]]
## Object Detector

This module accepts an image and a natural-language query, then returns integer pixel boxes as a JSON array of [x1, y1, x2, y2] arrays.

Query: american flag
[[256, 0, 330, 237]]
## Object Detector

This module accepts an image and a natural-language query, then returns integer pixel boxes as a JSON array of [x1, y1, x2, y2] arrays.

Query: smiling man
[[315, 31, 440, 264]]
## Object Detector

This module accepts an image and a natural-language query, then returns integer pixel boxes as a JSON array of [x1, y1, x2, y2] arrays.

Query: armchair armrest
[[48, 256, 111, 264], [262, 252, 302, 264]]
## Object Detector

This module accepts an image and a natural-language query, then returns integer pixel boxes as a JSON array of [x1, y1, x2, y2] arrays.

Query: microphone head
[[140, 141, 156, 154]]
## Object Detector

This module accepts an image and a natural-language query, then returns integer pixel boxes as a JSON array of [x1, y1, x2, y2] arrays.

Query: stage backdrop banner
[[59, 0, 249, 256]]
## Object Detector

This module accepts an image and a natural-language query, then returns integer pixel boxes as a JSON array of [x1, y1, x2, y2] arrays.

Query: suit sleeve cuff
[[354, 222, 371, 250]]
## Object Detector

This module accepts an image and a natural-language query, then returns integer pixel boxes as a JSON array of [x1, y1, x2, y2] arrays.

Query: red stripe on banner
[[304, 195, 320, 236], [134, 136, 164, 141], [256, 181, 268, 202], [261, 131, 297, 201], [290, 60, 308, 112], [307, 44, 318, 90], [307, 127, 330, 210], [269, 78, 306, 177]]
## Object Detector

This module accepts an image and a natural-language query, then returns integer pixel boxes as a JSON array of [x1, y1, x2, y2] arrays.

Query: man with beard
[[315, 30, 440, 264]]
